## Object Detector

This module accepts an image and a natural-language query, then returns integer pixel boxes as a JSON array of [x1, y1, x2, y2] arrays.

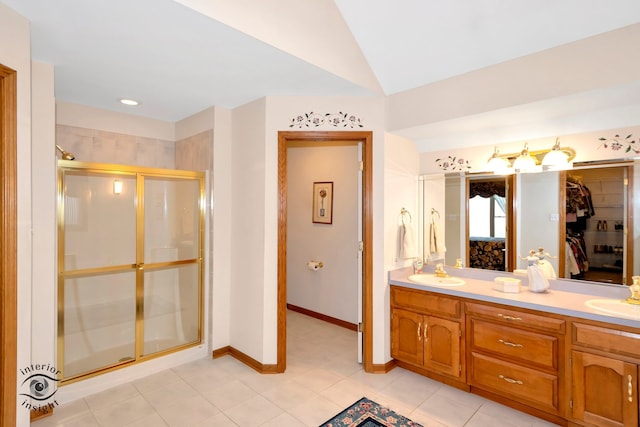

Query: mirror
[[439, 161, 637, 286]]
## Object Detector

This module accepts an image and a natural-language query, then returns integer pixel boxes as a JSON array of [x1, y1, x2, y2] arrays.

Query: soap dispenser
[[524, 249, 550, 293]]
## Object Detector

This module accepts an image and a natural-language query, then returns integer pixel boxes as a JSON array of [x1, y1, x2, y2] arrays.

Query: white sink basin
[[585, 298, 640, 320], [408, 274, 465, 287]]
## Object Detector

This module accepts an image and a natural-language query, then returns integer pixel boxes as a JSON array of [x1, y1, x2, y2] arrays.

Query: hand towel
[[399, 224, 416, 259], [429, 219, 446, 254]]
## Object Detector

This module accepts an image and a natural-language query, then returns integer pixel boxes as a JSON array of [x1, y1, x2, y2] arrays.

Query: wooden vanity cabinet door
[[571, 351, 639, 427], [424, 316, 461, 378], [391, 307, 424, 366]]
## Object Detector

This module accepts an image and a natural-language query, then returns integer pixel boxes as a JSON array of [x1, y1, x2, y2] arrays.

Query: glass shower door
[[60, 170, 137, 379], [141, 176, 202, 357], [59, 163, 204, 382]]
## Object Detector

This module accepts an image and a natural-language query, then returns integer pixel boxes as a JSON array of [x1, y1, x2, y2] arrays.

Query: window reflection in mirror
[[466, 176, 515, 272]]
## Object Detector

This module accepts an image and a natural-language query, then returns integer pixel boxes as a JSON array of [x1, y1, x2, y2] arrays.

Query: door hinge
[[358, 241, 363, 252], [358, 322, 363, 333], [359, 161, 364, 171]]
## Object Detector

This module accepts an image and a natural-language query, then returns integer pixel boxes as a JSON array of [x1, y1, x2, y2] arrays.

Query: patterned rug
[[319, 397, 423, 427]]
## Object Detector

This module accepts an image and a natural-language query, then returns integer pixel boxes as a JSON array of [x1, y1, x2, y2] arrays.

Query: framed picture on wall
[[312, 181, 333, 224]]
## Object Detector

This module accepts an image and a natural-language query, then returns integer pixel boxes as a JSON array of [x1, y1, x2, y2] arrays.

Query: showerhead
[[56, 144, 75, 160]]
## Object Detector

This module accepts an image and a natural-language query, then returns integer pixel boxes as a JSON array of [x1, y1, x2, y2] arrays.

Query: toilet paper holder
[[307, 260, 324, 270]]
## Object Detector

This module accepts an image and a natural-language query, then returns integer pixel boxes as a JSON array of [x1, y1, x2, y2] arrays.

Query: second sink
[[408, 274, 465, 287], [585, 298, 640, 320]]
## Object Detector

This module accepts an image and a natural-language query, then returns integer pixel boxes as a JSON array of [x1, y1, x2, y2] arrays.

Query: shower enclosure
[[57, 161, 205, 383]]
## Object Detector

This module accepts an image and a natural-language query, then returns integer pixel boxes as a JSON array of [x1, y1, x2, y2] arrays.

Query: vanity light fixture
[[512, 142, 539, 174], [113, 179, 123, 195], [542, 138, 572, 171], [119, 98, 139, 106], [487, 147, 512, 175]]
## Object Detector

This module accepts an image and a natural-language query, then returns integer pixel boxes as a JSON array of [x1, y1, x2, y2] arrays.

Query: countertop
[[389, 267, 640, 329]]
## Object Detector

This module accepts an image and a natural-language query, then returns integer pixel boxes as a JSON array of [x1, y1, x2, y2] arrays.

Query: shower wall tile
[[175, 130, 212, 171], [57, 125, 175, 169], [155, 140, 176, 169], [93, 136, 117, 163], [115, 135, 138, 165]]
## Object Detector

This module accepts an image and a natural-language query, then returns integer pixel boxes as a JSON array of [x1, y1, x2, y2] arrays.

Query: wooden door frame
[[0, 64, 18, 427], [277, 131, 373, 372]]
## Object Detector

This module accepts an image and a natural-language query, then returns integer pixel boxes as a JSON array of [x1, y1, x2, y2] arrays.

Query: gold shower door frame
[[57, 161, 205, 384]]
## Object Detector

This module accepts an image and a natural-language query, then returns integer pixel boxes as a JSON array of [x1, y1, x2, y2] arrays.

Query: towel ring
[[431, 208, 440, 220], [400, 207, 411, 225]]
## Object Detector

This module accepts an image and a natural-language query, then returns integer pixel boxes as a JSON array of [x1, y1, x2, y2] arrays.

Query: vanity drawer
[[391, 286, 460, 318], [573, 322, 640, 359], [469, 319, 558, 369], [470, 352, 559, 413], [466, 302, 565, 334]]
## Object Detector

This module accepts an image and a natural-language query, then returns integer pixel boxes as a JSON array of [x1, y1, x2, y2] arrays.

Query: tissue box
[[493, 277, 521, 293]]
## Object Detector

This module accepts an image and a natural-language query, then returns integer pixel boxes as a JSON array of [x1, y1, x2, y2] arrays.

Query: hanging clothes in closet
[[566, 176, 595, 232], [566, 232, 588, 278]]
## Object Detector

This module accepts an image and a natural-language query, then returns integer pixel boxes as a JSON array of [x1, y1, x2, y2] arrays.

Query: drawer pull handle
[[498, 339, 523, 348], [424, 322, 428, 341], [629, 375, 633, 403], [417, 323, 421, 341], [499, 374, 523, 385], [497, 314, 522, 321]]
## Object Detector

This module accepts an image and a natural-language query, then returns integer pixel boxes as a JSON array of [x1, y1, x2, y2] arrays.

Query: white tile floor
[[32, 311, 560, 426]]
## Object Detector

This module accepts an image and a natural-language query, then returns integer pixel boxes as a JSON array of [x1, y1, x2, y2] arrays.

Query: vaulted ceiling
[[3, 0, 640, 150]]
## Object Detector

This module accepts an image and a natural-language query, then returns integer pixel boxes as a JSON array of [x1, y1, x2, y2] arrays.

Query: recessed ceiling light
[[119, 98, 139, 106]]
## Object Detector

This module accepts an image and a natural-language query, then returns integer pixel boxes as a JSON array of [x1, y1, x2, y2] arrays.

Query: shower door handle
[[137, 263, 144, 270]]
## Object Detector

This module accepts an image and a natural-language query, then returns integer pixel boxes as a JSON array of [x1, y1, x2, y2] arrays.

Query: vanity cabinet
[[466, 302, 566, 417], [390, 286, 463, 382], [570, 322, 640, 427]]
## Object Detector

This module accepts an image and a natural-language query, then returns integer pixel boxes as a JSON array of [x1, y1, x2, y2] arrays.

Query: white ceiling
[[3, 0, 640, 148]]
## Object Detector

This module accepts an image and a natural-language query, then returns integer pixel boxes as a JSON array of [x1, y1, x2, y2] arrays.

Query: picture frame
[[312, 181, 333, 224]]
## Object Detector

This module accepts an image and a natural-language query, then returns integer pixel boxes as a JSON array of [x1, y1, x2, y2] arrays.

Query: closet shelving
[[581, 175, 624, 273]]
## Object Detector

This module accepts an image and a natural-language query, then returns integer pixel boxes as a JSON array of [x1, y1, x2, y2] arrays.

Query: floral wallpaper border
[[289, 112, 364, 128], [598, 134, 638, 154], [435, 155, 472, 171]]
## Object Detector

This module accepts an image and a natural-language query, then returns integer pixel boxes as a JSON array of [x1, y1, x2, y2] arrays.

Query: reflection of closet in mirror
[[562, 165, 632, 285], [466, 175, 515, 272]]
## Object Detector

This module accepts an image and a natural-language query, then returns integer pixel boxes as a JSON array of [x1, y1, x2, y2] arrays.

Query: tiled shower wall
[[175, 130, 214, 294], [56, 125, 176, 168]]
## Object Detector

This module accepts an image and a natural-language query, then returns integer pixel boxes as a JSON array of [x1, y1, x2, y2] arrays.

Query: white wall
[[229, 98, 269, 361], [31, 60, 56, 400], [287, 144, 359, 323], [382, 132, 420, 359], [210, 108, 232, 351], [0, 3, 32, 425], [517, 172, 561, 273]]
